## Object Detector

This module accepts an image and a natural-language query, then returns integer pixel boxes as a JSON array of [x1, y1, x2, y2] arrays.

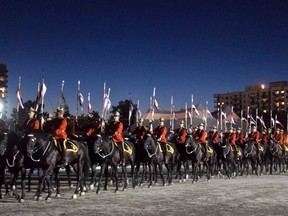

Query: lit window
[[275, 91, 279, 95], [281, 90, 284, 94]]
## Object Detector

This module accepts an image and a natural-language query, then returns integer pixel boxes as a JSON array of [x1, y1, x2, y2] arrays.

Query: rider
[[260, 129, 268, 145], [22, 107, 40, 130], [275, 128, 285, 158], [191, 126, 199, 139], [174, 120, 187, 145], [236, 127, 245, 150], [228, 127, 238, 160], [207, 125, 219, 145], [248, 125, 260, 160], [267, 128, 274, 141], [195, 123, 208, 161], [174, 120, 187, 155], [53, 106, 68, 165], [131, 118, 147, 144], [84, 113, 96, 140], [43, 113, 54, 133], [153, 118, 167, 155], [106, 111, 125, 164]]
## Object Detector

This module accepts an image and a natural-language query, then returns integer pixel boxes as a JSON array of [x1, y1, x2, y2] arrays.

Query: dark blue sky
[[1, 0, 288, 116]]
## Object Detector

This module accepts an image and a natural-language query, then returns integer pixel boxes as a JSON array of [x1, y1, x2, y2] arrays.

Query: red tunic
[[53, 117, 67, 139], [174, 127, 187, 144], [132, 126, 147, 141], [197, 130, 207, 144], [248, 131, 260, 144], [236, 132, 244, 145], [107, 121, 124, 142], [260, 133, 268, 145], [23, 118, 40, 130], [228, 133, 236, 145], [207, 131, 219, 144], [275, 133, 284, 145], [153, 126, 167, 143]]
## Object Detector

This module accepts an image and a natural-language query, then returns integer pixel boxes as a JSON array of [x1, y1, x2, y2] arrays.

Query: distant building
[[0, 64, 8, 117], [214, 81, 288, 116]]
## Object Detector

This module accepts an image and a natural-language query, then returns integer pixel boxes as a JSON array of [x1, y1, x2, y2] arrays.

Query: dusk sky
[[1, 1, 288, 116]]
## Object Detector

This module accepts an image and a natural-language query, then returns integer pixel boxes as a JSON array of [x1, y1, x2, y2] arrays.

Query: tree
[[109, 99, 136, 130]]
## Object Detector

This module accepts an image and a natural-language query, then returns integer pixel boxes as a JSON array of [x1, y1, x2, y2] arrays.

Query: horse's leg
[[89, 163, 97, 190], [9, 170, 19, 199], [113, 164, 119, 193], [27, 168, 33, 192], [122, 163, 128, 191], [148, 163, 153, 188], [18, 167, 27, 202], [65, 165, 73, 188], [96, 163, 106, 194], [72, 161, 84, 199], [130, 160, 135, 189]]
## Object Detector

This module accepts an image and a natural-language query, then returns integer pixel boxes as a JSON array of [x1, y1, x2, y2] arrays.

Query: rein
[[185, 137, 199, 155], [30, 141, 52, 162], [96, 135, 115, 159], [144, 134, 159, 158], [6, 150, 20, 168]]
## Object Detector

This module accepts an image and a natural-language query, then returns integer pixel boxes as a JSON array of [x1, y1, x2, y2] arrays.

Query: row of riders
[[0, 106, 287, 201]]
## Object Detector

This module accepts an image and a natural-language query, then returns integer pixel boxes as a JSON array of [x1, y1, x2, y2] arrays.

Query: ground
[[1, 172, 288, 216]]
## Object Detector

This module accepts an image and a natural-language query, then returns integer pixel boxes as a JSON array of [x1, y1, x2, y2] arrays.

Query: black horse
[[129, 134, 150, 186], [25, 129, 90, 200], [243, 140, 259, 176], [266, 139, 284, 174], [93, 134, 136, 193], [143, 133, 178, 186], [219, 140, 243, 178], [0, 130, 9, 199], [185, 134, 217, 183], [166, 130, 189, 183], [5, 131, 31, 202]]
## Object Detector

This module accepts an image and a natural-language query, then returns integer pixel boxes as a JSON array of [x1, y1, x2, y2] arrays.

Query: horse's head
[[243, 140, 254, 157], [24, 130, 51, 158], [267, 139, 277, 154], [0, 131, 8, 156], [143, 132, 155, 150], [93, 134, 103, 154], [185, 134, 197, 148], [166, 130, 175, 143]]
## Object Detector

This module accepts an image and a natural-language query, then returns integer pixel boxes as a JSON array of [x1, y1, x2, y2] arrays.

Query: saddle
[[166, 143, 174, 154], [112, 140, 133, 155]]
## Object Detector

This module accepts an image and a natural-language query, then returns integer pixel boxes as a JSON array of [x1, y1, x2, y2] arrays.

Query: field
[[1, 169, 288, 216]]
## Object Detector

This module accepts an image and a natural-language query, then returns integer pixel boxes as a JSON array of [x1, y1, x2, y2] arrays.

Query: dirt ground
[[1, 172, 288, 216]]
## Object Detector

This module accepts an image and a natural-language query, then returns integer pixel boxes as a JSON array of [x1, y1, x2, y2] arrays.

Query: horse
[[0, 130, 9, 199], [185, 134, 217, 183], [219, 140, 243, 178], [5, 130, 32, 202], [25, 129, 90, 200], [129, 134, 150, 186], [242, 140, 259, 176], [266, 139, 284, 174], [166, 130, 189, 182], [93, 133, 136, 193], [142, 133, 166, 187]]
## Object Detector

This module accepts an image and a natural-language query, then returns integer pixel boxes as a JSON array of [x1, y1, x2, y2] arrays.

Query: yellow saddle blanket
[[54, 139, 79, 153]]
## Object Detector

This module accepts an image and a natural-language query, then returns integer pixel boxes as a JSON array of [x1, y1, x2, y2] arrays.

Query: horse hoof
[[37, 196, 43, 201], [207, 179, 210, 182], [72, 194, 77, 199], [148, 184, 152, 188], [46, 197, 51, 202], [18, 198, 24, 203], [122, 188, 127, 192], [115, 190, 119, 193], [90, 184, 95, 191], [55, 193, 61, 198], [83, 186, 87, 191], [96, 190, 100, 194], [80, 192, 85, 196]]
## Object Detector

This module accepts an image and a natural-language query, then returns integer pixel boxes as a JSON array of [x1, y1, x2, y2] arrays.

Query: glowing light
[[260, 84, 265, 89]]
